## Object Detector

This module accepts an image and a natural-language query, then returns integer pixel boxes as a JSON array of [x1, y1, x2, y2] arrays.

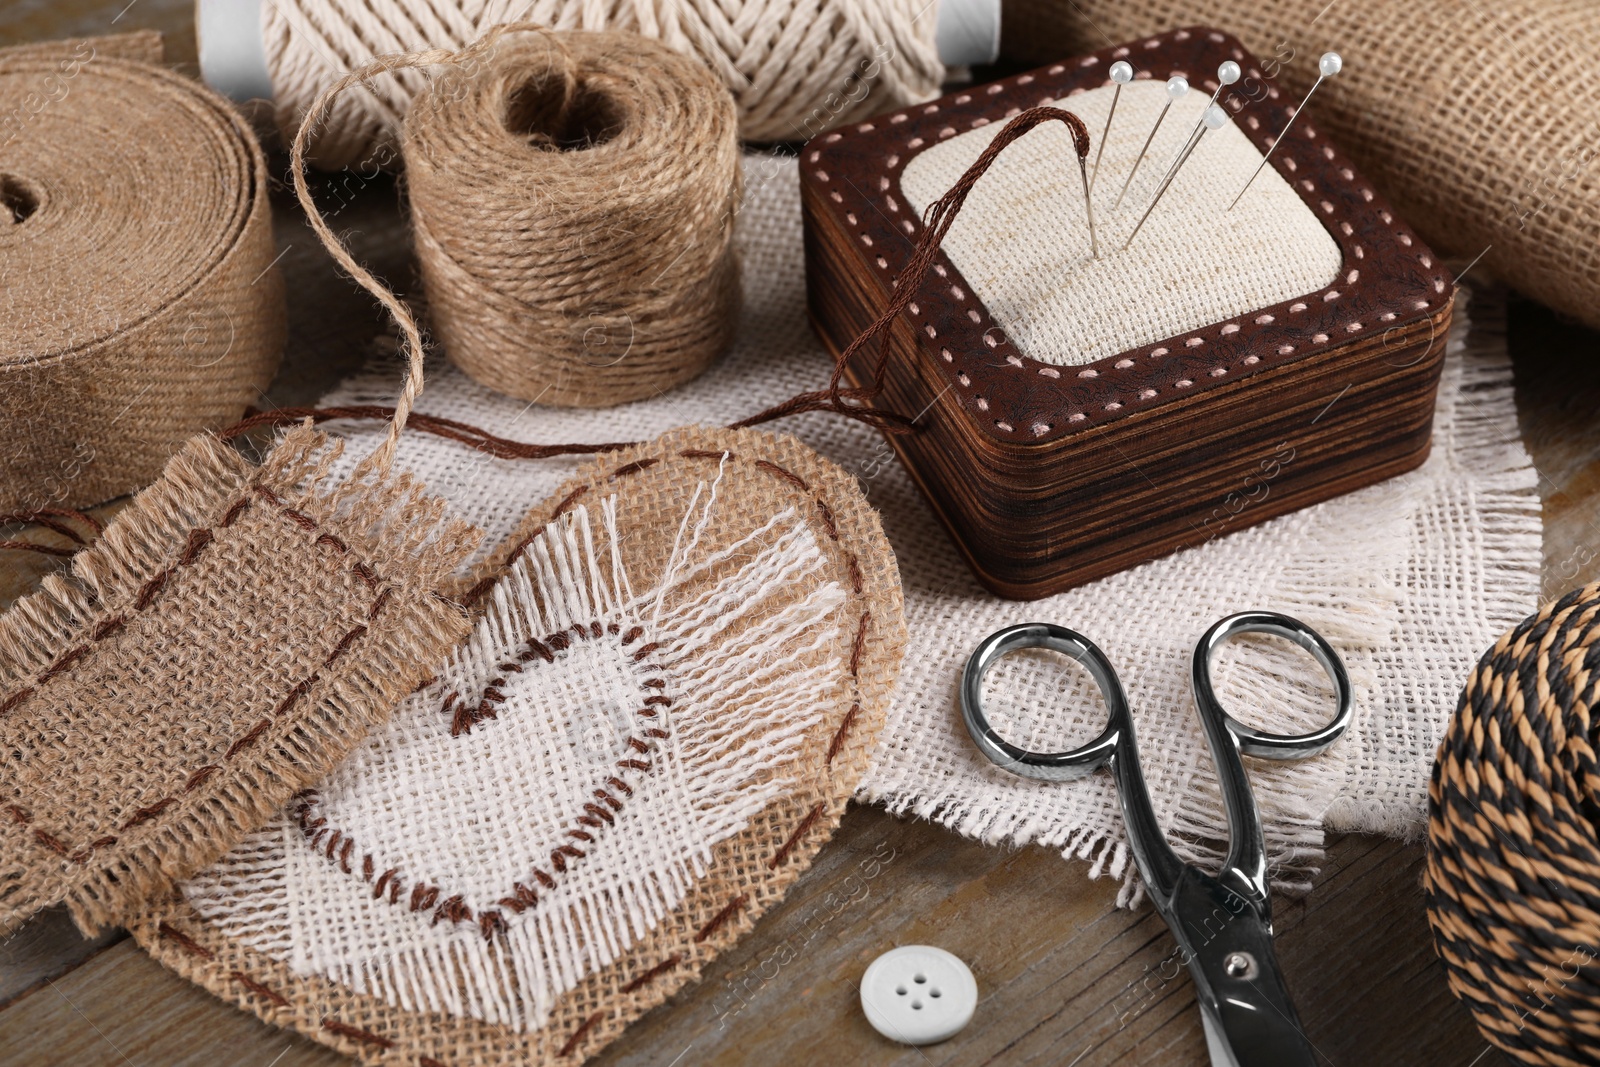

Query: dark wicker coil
[[1425, 582, 1600, 1066]]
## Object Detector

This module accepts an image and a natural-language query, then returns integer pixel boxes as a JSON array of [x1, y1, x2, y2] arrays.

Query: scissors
[[960, 611, 1352, 1067]]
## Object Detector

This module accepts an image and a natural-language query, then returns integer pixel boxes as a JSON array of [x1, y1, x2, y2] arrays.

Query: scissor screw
[[1223, 952, 1257, 979]]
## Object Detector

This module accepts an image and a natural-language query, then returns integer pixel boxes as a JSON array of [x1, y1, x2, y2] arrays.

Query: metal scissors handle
[[960, 611, 1353, 1067]]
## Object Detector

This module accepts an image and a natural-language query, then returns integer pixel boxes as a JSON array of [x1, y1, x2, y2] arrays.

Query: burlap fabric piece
[[0, 425, 477, 935], [133, 425, 906, 1066], [997, 3, 1600, 332], [0, 42, 285, 511], [233, 155, 1539, 906]]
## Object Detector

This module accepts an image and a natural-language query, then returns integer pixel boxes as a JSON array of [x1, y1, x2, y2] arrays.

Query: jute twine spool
[[256, 0, 941, 168], [403, 30, 740, 407], [0, 46, 285, 512], [1425, 582, 1600, 1066]]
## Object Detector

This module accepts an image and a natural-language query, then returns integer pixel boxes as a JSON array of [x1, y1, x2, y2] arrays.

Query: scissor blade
[[1200, 1005, 1242, 1067], [1163, 869, 1320, 1067]]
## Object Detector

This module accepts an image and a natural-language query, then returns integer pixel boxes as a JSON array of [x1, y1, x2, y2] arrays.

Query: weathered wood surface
[[5, 4, 1599, 1065]]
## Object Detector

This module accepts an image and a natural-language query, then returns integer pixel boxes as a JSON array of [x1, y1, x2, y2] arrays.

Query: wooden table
[[5, 6, 1599, 1065]]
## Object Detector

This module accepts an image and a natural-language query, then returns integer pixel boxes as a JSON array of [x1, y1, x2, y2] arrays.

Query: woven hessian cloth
[[997, 1, 1600, 332], [135, 424, 906, 1065], [0, 427, 478, 935]]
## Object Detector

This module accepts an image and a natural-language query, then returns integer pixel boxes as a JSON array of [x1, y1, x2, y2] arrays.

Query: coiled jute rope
[[1425, 582, 1600, 1066], [256, 0, 941, 168], [403, 29, 740, 407], [0, 46, 285, 512]]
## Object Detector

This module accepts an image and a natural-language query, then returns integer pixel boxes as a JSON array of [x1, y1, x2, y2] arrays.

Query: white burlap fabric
[[305, 153, 1539, 897], [899, 81, 1342, 366]]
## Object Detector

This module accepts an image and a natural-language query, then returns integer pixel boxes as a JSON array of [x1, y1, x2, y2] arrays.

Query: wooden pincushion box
[[802, 27, 1454, 600]]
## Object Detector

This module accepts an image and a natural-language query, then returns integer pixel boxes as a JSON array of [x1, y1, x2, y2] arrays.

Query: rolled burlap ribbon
[[997, 1, 1600, 332], [0, 44, 285, 512], [402, 29, 740, 407]]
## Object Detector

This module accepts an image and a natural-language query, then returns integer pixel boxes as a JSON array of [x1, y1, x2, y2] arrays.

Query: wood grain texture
[[3, 5, 1597, 1066]]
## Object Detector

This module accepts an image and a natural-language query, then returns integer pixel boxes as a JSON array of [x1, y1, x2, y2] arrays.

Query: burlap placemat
[[133, 425, 905, 1066], [998, 3, 1600, 331], [0, 425, 477, 935]]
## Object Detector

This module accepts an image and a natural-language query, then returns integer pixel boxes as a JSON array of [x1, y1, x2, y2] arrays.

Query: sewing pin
[[1124, 104, 1228, 250], [1228, 52, 1342, 211], [1135, 62, 1239, 223], [1112, 75, 1189, 212], [1089, 60, 1134, 193]]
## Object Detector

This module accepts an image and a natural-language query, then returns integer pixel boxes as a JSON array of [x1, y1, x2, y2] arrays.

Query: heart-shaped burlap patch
[[132, 425, 905, 1065]]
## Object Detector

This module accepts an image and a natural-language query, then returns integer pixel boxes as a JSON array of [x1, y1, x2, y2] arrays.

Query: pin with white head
[[1228, 52, 1342, 211], [1124, 104, 1228, 250], [1089, 60, 1134, 193], [1144, 61, 1240, 215], [1112, 74, 1189, 212]]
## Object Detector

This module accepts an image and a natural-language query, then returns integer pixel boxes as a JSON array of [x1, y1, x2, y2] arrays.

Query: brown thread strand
[[91, 615, 126, 641], [39, 645, 91, 682], [850, 612, 872, 678], [610, 458, 660, 479], [769, 802, 827, 869], [184, 766, 221, 792], [695, 894, 749, 943], [232, 971, 291, 1008], [120, 797, 176, 830], [321, 1020, 395, 1049], [32, 829, 69, 856], [754, 459, 809, 492], [226, 719, 272, 759], [559, 1013, 603, 1057], [826, 703, 862, 764], [157, 922, 214, 960], [620, 953, 683, 993], [178, 527, 214, 565]]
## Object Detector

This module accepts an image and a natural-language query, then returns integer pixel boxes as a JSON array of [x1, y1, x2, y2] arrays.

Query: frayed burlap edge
[[132, 424, 907, 1066], [0, 426, 478, 936]]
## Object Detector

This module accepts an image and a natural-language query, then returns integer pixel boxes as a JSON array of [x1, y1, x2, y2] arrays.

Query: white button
[[860, 945, 977, 1045]]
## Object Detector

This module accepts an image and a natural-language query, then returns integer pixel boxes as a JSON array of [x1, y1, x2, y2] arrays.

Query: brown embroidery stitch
[[609, 458, 660, 479], [233, 971, 291, 1008], [620, 953, 683, 993], [826, 703, 862, 764], [178, 528, 214, 565], [768, 802, 827, 869], [558, 1013, 603, 1057], [694, 893, 749, 943], [183, 766, 220, 792], [754, 459, 809, 492], [322, 1019, 395, 1049], [157, 921, 214, 960], [4, 483, 393, 864]]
